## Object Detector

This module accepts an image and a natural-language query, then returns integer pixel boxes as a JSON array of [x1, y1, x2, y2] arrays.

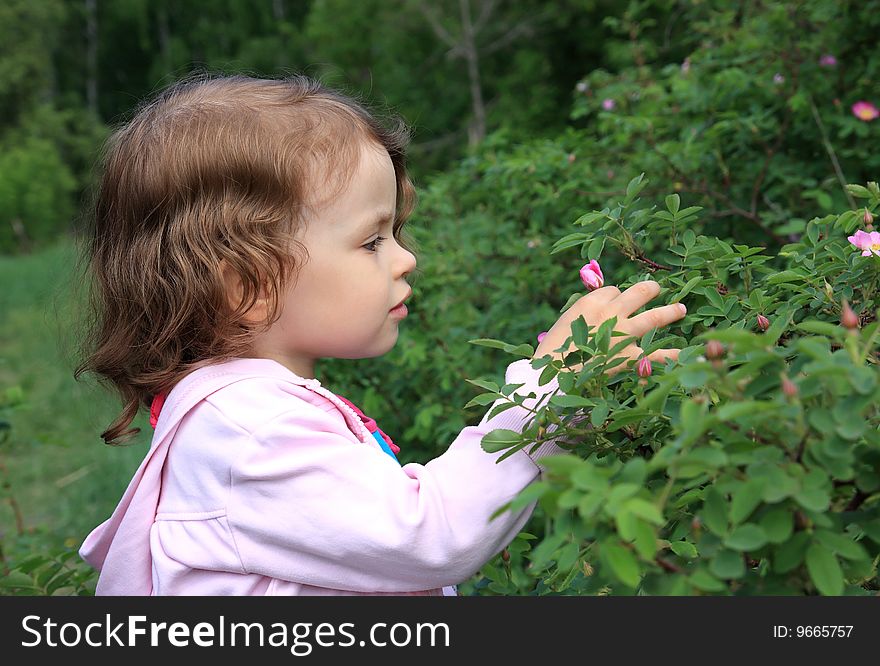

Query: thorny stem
[[808, 95, 857, 210]]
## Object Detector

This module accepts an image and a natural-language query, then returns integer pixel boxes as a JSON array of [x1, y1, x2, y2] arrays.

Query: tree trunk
[[85, 0, 98, 115], [459, 0, 486, 148]]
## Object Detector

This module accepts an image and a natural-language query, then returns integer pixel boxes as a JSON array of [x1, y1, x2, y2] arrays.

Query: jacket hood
[[78, 358, 373, 595]]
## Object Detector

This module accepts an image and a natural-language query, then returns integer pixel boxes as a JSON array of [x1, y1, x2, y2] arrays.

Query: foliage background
[[0, 0, 877, 594]]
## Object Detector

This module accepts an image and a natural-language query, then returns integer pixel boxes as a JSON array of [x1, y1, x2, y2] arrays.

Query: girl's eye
[[364, 236, 387, 252]]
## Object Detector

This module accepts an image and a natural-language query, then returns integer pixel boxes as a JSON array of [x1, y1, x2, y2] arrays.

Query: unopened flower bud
[[637, 357, 652, 378], [841, 299, 860, 330], [582, 561, 594, 577], [568, 153, 576, 163], [691, 516, 702, 533], [580, 259, 605, 291], [705, 339, 725, 360], [501, 548, 510, 563], [780, 373, 798, 398], [823, 280, 834, 301], [537, 331, 548, 344], [756, 314, 770, 331], [865, 208, 874, 225]]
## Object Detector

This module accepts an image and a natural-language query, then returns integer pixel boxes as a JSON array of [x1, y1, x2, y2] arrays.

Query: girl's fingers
[[645, 348, 681, 363], [607, 280, 661, 317], [583, 285, 622, 307], [623, 302, 688, 337]]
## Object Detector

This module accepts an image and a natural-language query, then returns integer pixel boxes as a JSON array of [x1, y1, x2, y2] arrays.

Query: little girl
[[76, 73, 686, 596]]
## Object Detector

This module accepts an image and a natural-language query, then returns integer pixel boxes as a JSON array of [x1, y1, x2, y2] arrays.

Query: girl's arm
[[225, 358, 573, 593]]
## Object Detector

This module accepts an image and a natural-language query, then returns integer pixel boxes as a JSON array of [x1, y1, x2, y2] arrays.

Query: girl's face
[[251, 142, 417, 379]]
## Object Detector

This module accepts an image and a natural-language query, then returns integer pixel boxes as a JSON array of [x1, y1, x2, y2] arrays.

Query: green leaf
[[601, 540, 641, 588], [724, 524, 768, 551], [682, 229, 696, 250], [671, 275, 702, 303], [468, 338, 534, 357], [773, 532, 810, 573], [578, 493, 604, 519], [794, 487, 830, 512], [729, 480, 765, 524], [766, 270, 805, 284], [689, 569, 725, 592], [570, 315, 591, 347], [805, 544, 844, 596], [716, 401, 775, 422], [701, 487, 728, 536], [549, 394, 596, 408], [591, 401, 610, 428], [508, 481, 550, 513], [607, 408, 653, 431], [588, 235, 607, 259], [670, 541, 698, 559], [623, 498, 665, 525], [465, 378, 501, 393], [679, 367, 712, 389], [709, 549, 745, 579], [665, 193, 680, 215], [846, 184, 872, 199], [624, 172, 647, 204], [813, 530, 870, 561], [759, 507, 794, 544], [481, 428, 521, 453], [795, 321, 844, 338], [464, 393, 503, 408]]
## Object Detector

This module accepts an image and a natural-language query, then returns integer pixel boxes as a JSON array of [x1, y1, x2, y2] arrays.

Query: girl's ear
[[219, 259, 270, 325]]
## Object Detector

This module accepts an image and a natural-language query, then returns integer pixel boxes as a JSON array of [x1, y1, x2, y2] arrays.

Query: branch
[[415, 0, 458, 49]]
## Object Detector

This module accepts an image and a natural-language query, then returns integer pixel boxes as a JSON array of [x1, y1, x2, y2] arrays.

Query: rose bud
[[705, 339, 725, 360], [865, 208, 874, 226], [780, 373, 798, 398], [501, 548, 510, 563], [580, 259, 605, 291], [637, 357, 652, 378], [568, 153, 576, 163], [756, 314, 770, 331], [841, 299, 859, 330], [537, 331, 548, 344]]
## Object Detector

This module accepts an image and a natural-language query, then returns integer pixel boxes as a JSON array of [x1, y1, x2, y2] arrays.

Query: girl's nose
[[396, 240, 417, 274]]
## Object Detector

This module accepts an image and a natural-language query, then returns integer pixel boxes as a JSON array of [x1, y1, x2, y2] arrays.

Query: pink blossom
[[848, 229, 880, 257], [819, 54, 837, 67], [602, 98, 616, 111], [773, 73, 785, 85], [852, 101, 879, 122], [580, 260, 605, 290], [637, 357, 652, 378], [681, 58, 691, 74], [537, 331, 547, 344]]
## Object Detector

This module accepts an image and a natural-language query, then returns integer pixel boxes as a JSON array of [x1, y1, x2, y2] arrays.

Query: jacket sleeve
[[226, 358, 575, 592]]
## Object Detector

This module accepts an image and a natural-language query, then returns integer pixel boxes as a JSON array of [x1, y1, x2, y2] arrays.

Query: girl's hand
[[534, 280, 686, 376]]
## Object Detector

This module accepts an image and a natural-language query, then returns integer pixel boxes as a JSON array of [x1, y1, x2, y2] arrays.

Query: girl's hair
[[73, 72, 420, 446]]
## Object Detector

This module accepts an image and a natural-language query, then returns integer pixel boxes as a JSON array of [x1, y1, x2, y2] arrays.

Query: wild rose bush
[[465, 175, 880, 595]]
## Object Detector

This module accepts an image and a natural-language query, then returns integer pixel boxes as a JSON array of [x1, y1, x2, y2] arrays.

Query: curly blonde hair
[[73, 72, 420, 446]]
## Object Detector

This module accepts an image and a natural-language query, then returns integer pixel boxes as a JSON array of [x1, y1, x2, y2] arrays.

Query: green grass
[[0, 236, 147, 556]]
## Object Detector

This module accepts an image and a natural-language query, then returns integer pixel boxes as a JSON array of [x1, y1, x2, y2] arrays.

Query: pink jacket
[[79, 357, 571, 595]]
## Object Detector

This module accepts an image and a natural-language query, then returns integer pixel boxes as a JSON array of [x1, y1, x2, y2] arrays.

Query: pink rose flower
[[602, 98, 616, 111], [852, 101, 879, 122], [819, 54, 837, 67], [579, 260, 605, 290], [847, 229, 880, 257]]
